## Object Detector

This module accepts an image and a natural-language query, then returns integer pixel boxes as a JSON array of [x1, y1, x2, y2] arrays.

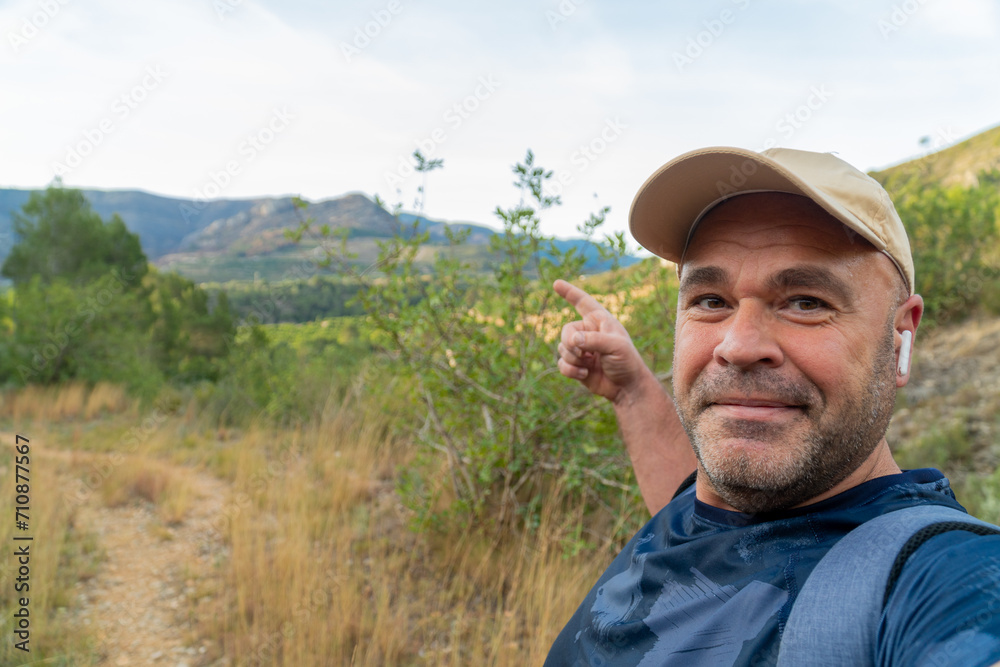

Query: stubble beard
[[674, 328, 898, 513]]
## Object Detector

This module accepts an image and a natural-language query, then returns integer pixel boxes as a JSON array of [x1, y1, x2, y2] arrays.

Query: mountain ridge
[[0, 186, 631, 283]]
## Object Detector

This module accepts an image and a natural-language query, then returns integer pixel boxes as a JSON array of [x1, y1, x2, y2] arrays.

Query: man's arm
[[554, 279, 696, 515]]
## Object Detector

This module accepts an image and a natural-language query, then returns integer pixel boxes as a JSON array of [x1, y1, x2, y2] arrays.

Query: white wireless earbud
[[897, 330, 912, 376]]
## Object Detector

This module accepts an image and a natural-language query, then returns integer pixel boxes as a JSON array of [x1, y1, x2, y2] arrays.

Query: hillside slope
[[886, 315, 1000, 520], [178, 193, 401, 254], [871, 123, 1000, 192]]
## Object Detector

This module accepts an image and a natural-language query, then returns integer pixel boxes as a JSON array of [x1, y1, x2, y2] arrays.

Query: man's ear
[[894, 294, 923, 387]]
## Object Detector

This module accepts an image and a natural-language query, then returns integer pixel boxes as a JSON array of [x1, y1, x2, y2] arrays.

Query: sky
[[2, 0, 999, 244]]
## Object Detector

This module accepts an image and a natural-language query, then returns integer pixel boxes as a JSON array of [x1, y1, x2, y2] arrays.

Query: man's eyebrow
[[767, 266, 854, 303], [678, 266, 729, 294]]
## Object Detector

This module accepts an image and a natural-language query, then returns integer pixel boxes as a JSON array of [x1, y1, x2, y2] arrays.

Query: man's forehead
[[680, 193, 880, 268]]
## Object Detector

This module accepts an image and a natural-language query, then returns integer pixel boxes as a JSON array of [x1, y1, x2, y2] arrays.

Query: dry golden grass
[[53, 382, 87, 420], [84, 382, 128, 419], [0, 381, 132, 423], [98, 456, 196, 524], [205, 399, 617, 665], [0, 383, 623, 665], [0, 434, 103, 664], [0, 384, 47, 421]]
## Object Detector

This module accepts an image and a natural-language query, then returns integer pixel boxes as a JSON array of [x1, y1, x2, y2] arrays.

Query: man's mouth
[[707, 398, 805, 421]]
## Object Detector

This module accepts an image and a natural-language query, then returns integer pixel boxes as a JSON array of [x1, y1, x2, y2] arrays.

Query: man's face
[[672, 193, 902, 513]]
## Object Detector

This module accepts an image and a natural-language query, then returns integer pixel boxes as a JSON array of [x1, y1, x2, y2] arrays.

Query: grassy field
[[0, 382, 618, 666]]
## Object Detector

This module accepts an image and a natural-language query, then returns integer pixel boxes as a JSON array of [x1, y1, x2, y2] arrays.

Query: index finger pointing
[[553, 279, 609, 317]]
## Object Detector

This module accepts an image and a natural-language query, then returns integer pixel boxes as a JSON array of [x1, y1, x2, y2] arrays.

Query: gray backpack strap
[[777, 504, 1000, 667]]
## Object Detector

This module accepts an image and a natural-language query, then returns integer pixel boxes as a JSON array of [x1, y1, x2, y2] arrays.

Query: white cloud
[[921, 0, 998, 39], [1, 0, 999, 241]]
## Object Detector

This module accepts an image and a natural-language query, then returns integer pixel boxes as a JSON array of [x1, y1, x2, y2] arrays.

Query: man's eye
[[697, 296, 727, 309], [789, 297, 824, 311]]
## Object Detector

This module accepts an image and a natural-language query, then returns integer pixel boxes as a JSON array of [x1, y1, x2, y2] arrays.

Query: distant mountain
[[0, 188, 267, 261], [0, 187, 637, 284], [399, 213, 497, 245], [177, 193, 401, 254]]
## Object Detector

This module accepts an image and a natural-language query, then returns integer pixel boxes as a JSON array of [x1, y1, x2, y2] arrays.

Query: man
[[546, 146, 1000, 665]]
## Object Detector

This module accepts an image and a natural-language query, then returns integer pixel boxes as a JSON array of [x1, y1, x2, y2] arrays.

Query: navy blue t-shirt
[[545, 469, 1000, 666]]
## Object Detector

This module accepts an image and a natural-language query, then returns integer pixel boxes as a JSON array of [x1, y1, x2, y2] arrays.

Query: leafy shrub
[[204, 320, 376, 426], [887, 171, 1000, 327], [291, 151, 669, 537]]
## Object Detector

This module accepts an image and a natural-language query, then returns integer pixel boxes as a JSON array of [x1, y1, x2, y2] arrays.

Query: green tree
[[0, 185, 233, 393], [147, 270, 235, 382], [1, 182, 148, 286], [2, 274, 161, 393]]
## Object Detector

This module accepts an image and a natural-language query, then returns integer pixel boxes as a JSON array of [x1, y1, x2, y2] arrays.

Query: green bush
[[887, 171, 1000, 327], [203, 320, 376, 426], [291, 151, 667, 538]]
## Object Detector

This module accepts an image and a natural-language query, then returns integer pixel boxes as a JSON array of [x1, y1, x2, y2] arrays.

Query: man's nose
[[713, 300, 784, 369]]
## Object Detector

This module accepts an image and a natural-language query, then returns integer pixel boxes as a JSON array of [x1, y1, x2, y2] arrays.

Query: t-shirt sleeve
[[877, 532, 1000, 666]]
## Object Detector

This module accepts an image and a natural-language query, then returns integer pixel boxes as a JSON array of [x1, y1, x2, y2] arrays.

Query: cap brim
[[628, 147, 887, 265]]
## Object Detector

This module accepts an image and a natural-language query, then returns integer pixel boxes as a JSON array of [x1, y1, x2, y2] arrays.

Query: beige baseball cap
[[628, 146, 914, 294]]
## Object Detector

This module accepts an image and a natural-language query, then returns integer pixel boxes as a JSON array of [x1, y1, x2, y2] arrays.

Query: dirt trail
[[22, 436, 231, 666]]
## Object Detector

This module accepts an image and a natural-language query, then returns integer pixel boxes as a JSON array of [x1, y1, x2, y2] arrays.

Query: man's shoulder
[[545, 470, 996, 666], [779, 502, 1000, 665], [878, 527, 1000, 665]]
